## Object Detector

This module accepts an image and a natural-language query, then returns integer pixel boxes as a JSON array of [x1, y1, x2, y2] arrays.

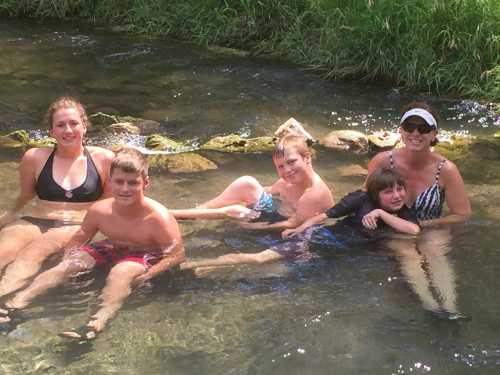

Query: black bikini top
[[35, 148, 103, 203]]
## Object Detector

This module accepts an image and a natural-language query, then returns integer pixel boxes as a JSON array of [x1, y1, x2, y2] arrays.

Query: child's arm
[[170, 205, 255, 220], [279, 190, 367, 237], [136, 213, 185, 283], [64, 209, 100, 250], [281, 213, 327, 238], [362, 209, 420, 235]]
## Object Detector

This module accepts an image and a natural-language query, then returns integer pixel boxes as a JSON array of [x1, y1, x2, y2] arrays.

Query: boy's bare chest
[[98, 215, 154, 245], [275, 186, 304, 210]]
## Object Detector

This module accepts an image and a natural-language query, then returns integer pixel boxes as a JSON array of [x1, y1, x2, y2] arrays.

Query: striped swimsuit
[[389, 151, 446, 221]]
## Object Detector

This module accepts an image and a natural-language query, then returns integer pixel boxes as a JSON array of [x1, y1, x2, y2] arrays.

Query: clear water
[[0, 18, 499, 375]]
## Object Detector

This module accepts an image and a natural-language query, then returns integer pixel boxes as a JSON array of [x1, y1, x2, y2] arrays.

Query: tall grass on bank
[[1, 0, 498, 100]]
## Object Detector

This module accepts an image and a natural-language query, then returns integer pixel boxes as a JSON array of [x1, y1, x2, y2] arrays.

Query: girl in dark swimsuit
[[0, 97, 114, 302]]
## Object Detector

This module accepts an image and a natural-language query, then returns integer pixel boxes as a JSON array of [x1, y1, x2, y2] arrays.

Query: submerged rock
[[320, 130, 368, 153], [337, 164, 368, 177], [145, 134, 184, 152], [148, 152, 217, 173], [206, 45, 250, 57], [274, 117, 315, 143], [201, 134, 276, 153]]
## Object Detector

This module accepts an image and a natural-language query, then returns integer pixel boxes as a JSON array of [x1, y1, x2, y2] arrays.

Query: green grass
[[1, 0, 498, 100]]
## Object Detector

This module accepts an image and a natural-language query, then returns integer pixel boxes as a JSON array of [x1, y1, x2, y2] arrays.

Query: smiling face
[[400, 115, 437, 151], [110, 169, 149, 206], [377, 183, 406, 212], [49, 107, 87, 147], [273, 146, 311, 184]]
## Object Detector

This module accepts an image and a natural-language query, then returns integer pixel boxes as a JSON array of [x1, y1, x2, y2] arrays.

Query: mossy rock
[[201, 134, 277, 153], [104, 122, 141, 135], [320, 130, 368, 153], [27, 137, 56, 148], [117, 116, 160, 135], [145, 134, 184, 152], [89, 112, 119, 128], [436, 135, 500, 183], [148, 152, 217, 173], [434, 135, 500, 161], [0, 130, 30, 149]]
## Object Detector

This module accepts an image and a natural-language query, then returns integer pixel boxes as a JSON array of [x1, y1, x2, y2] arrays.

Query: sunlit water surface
[[0, 19, 499, 375]]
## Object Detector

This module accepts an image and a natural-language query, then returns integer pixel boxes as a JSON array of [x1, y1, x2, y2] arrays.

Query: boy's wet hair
[[45, 96, 90, 129], [366, 167, 405, 204], [273, 135, 312, 159], [110, 148, 149, 178]]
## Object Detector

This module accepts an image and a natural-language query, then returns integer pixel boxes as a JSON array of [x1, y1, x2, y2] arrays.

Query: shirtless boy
[[173, 135, 334, 268], [0, 148, 184, 340]]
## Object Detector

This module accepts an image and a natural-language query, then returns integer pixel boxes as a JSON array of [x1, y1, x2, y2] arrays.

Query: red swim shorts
[[82, 239, 164, 269]]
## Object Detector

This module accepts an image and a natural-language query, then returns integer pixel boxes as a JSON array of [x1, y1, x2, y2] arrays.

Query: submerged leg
[[0, 225, 79, 297], [84, 261, 146, 333], [418, 227, 459, 314], [0, 219, 42, 272], [0, 250, 95, 324], [384, 238, 440, 312]]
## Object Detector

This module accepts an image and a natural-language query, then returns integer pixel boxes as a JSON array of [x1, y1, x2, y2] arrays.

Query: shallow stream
[[0, 19, 499, 375]]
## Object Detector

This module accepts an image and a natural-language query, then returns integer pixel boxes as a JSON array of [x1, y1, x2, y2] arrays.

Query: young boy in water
[[0, 148, 184, 340], [282, 167, 420, 239], [175, 135, 334, 269], [171, 135, 334, 230]]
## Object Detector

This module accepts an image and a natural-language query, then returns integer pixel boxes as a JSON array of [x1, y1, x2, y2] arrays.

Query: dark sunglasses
[[402, 122, 434, 134]]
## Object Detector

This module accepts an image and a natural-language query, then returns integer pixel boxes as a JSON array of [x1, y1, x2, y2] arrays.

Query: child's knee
[[233, 176, 262, 201]]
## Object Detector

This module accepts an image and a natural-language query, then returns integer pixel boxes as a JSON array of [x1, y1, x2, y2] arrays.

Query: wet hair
[[273, 135, 312, 160], [110, 148, 149, 178], [401, 101, 440, 146], [366, 167, 405, 205], [45, 96, 90, 129]]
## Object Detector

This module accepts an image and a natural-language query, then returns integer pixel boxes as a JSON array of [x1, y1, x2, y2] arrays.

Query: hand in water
[[222, 205, 261, 221], [282, 228, 302, 239], [133, 273, 151, 287]]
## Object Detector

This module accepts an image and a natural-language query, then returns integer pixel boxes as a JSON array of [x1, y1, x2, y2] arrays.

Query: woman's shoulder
[[367, 150, 392, 173], [86, 146, 115, 161], [22, 147, 53, 162]]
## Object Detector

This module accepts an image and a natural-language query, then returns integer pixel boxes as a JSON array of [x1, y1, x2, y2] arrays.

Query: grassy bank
[[1, 0, 499, 101]]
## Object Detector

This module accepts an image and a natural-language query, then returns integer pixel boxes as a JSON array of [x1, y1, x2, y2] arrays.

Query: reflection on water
[[0, 18, 499, 375]]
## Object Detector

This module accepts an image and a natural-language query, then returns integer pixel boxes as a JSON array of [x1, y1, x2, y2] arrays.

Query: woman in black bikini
[[0, 97, 114, 300]]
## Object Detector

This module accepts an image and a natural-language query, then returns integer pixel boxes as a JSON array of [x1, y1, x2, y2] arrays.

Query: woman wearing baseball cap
[[366, 101, 470, 227]]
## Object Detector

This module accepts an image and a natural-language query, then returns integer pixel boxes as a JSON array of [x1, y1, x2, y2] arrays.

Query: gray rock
[[274, 117, 315, 142], [320, 130, 368, 153], [148, 152, 217, 173], [367, 131, 401, 150]]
